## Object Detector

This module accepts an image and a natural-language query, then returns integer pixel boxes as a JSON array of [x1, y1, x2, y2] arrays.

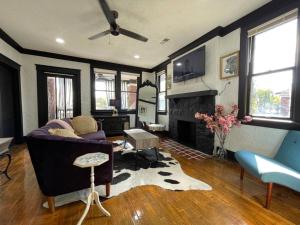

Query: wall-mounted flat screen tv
[[173, 46, 205, 83]]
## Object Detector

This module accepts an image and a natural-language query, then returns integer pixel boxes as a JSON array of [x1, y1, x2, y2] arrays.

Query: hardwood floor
[[1, 138, 300, 225]]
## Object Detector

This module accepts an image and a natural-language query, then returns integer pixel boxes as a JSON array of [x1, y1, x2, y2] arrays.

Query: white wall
[[159, 29, 288, 156], [1, 32, 288, 154], [0, 39, 22, 65], [0, 40, 142, 133], [21, 55, 91, 134], [142, 71, 155, 83]]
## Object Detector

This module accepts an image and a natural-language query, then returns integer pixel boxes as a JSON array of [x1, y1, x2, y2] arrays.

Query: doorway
[[36, 65, 81, 127], [0, 54, 23, 143]]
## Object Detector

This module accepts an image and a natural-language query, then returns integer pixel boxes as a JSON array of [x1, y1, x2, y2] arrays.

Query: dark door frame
[[36, 65, 81, 127], [0, 53, 23, 143]]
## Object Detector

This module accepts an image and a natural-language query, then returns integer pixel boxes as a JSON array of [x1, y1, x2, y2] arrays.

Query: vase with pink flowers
[[195, 104, 252, 159]]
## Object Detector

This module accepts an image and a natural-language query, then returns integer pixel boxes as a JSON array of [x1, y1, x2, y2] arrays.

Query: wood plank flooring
[[1, 137, 300, 225]]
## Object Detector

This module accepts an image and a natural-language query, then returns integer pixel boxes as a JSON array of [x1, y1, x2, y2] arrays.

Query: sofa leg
[[106, 183, 111, 197], [265, 183, 273, 209], [47, 196, 55, 213], [240, 167, 244, 180]]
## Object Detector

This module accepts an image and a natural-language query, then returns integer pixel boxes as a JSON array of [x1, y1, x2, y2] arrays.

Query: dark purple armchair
[[26, 122, 113, 212]]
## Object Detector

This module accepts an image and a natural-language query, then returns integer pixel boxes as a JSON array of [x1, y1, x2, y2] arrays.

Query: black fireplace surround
[[167, 90, 217, 155]]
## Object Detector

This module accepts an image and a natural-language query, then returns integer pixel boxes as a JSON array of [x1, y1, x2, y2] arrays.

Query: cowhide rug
[[43, 147, 211, 208]]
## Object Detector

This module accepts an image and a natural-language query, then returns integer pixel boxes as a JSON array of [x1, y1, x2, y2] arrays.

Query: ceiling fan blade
[[88, 30, 110, 40], [119, 28, 148, 42], [98, 0, 116, 27]]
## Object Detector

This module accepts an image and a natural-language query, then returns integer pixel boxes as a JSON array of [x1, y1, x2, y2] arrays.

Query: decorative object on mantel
[[195, 104, 252, 159], [109, 99, 119, 116], [220, 51, 239, 79]]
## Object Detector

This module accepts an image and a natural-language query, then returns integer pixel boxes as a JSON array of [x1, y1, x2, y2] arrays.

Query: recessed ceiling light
[[176, 62, 182, 67], [55, 38, 65, 44], [134, 55, 140, 59]]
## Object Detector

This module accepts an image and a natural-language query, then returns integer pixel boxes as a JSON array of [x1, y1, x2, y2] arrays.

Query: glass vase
[[215, 137, 227, 159]]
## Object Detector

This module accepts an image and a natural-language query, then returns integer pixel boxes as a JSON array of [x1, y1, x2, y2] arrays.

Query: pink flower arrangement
[[195, 104, 252, 158]]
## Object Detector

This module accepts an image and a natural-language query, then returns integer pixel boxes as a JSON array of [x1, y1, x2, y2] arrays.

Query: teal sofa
[[235, 130, 300, 208]]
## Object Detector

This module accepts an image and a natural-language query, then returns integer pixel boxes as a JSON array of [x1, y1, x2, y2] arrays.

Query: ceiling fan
[[89, 0, 148, 42]]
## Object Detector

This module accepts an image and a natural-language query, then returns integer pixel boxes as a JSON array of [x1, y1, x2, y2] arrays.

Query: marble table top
[[73, 152, 109, 168], [124, 129, 159, 149], [0, 137, 13, 154]]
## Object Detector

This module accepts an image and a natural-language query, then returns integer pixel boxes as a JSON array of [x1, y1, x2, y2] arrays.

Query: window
[[47, 76, 73, 120], [158, 71, 166, 112], [247, 10, 298, 120], [121, 73, 139, 110], [36, 65, 81, 127], [95, 71, 116, 110]]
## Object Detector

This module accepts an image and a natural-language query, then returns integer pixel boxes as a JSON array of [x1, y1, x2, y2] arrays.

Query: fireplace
[[167, 90, 217, 155], [177, 120, 196, 148]]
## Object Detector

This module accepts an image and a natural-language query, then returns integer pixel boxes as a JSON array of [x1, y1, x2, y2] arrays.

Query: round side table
[[73, 152, 111, 225], [0, 137, 13, 180]]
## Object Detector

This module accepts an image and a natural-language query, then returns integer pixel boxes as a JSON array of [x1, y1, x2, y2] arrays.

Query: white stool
[[73, 153, 111, 225]]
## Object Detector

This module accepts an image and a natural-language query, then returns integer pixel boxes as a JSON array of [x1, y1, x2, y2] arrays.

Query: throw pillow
[[71, 115, 98, 135], [48, 128, 82, 139], [46, 119, 74, 132]]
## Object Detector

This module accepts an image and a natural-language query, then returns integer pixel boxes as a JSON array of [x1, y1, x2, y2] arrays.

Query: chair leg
[[240, 167, 244, 180], [265, 183, 273, 209], [47, 196, 55, 213], [105, 183, 111, 197]]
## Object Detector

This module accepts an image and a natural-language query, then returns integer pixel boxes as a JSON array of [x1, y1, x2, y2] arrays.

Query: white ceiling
[[0, 0, 270, 69]]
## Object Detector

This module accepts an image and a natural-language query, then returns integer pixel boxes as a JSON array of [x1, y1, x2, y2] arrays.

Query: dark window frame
[[36, 64, 81, 127], [239, 7, 300, 130], [246, 29, 297, 121], [157, 70, 167, 115], [94, 71, 117, 111], [90, 65, 142, 115]]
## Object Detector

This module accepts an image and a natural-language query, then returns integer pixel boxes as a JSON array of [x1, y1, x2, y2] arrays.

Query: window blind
[[248, 9, 298, 37]]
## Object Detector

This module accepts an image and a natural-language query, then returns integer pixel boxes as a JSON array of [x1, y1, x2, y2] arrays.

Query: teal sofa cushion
[[275, 130, 300, 173], [235, 130, 300, 192], [235, 150, 300, 192]]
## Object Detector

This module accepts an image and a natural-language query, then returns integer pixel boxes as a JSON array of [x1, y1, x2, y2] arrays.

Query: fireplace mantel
[[167, 90, 218, 99]]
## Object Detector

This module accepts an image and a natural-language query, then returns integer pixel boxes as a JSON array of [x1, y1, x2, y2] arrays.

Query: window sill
[[243, 117, 300, 130]]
